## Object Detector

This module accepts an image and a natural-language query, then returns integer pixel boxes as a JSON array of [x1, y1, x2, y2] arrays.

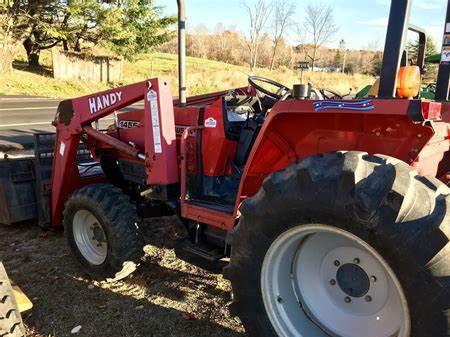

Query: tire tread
[[226, 152, 450, 337], [0, 264, 26, 337], [63, 184, 144, 280]]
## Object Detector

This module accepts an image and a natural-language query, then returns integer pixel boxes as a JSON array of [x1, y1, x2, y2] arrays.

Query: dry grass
[[0, 70, 108, 98], [0, 52, 374, 98], [125, 53, 374, 97], [0, 52, 107, 98], [0, 219, 245, 337]]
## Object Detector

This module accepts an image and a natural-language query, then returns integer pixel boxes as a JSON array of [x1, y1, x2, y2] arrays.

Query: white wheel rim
[[73, 210, 108, 265], [261, 224, 410, 337]]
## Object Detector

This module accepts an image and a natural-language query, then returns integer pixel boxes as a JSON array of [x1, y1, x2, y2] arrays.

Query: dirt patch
[[0, 218, 246, 337]]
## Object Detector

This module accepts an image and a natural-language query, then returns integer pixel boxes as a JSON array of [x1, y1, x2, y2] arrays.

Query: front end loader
[[1, 0, 449, 336]]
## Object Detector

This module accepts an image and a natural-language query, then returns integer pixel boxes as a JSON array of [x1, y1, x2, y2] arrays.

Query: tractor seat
[[235, 118, 260, 167], [224, 95, 259, 141]]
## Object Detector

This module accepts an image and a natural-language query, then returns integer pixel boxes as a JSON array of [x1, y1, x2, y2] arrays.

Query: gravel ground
[[0, 218, 246, 337]]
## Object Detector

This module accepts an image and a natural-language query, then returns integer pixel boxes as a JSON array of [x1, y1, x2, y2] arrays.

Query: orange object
[[396, 66, 421, 98]]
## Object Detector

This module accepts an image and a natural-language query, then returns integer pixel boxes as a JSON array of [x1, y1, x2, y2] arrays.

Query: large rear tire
[[225, 152, 450, 337], [64, 184, 145, 281], [0, 263, 26, 337]]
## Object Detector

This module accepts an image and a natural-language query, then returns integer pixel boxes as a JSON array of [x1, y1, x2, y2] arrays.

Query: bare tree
[[302, 4, 337, 71], [188, 25, 209, 59], [270, 0, 294, 70], [243, 0, 272, 71]]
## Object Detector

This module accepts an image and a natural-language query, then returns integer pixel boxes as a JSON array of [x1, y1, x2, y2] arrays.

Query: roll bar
[[379, 0, 450, 100], [436, 3, 450, 100], [408, 25, 427, 72], [378, 0, 413, 98]]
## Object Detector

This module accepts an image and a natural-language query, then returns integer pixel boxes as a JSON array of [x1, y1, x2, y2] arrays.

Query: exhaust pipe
[[177, 0, 187, 106]]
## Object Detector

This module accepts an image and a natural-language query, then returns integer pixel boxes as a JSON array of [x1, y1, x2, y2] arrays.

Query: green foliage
[[408, 36, 439, 82], [370, 52, 383, 77], [365, 37, 439, 78], [63, 0, 176, 59], [408, 36, 438, 61], [0, 0, 28, 42], [333, 49, 342, 68], [98, 0, 177, 59], [1, 0, 175, 66]]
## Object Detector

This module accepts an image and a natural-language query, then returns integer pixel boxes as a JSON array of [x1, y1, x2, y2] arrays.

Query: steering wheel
[[248, 76, 290, 100], [319, 88, 343, 100]]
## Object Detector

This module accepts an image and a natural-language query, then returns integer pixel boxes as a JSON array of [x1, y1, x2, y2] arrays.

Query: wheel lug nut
[[277, 296, 283, 303], [345, 297, 351, 303], [330, 279, 336, 286], [334, 260, 341, 267], [365, 296, 372, 302], [353, 258, 360, 264], [370, 276, 377, 283]]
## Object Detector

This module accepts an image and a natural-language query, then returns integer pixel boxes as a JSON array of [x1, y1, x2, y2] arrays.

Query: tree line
[[242, 0, 338, 71], [158, 0, 380, 75], [159, 0, 439, 79], [240, 0, 439, 76], [0, 0, 440, 78]]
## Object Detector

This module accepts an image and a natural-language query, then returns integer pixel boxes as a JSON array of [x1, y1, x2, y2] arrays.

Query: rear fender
[[235, 99, 436, 211]]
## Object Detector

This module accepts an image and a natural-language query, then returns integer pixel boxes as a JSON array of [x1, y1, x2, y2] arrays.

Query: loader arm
[[50, 78, 178, 225]]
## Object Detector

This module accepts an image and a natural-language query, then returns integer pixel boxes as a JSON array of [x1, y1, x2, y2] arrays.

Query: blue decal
[[314, 99, 375, 112]]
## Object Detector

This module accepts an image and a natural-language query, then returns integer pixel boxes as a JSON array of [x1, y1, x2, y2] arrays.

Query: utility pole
[[339, 39, 347, 73]]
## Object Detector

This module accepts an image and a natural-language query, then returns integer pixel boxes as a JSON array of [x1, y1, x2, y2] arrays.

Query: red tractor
[[35, 0, 450, 336]]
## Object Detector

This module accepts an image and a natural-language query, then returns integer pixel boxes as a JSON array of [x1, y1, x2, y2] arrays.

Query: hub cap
[[261, 225, 410, 337], [336, 263, 370, 298], [73, 210, 108, 265]]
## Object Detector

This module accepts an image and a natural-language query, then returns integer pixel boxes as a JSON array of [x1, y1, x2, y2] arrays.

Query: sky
[[155, 0, 448, 50]]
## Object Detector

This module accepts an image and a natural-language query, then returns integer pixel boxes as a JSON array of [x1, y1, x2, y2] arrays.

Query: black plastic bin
[[0, 158, 37, 225], [0, 133, 104, 227]]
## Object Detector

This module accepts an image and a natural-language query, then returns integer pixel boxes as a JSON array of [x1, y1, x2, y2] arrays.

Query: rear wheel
[[225, 152, 450, 337], [64, 184, 145, 281], [0, 263, 26, 337], [262, 225, 409, 337]]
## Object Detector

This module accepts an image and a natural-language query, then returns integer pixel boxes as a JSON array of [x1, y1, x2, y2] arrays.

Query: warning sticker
[[442, 46, 450, 64], [147, 90, 162, 154], [204, 117, 217, 128], [444, 34, 450, 46], [59, 142, 66, 157]]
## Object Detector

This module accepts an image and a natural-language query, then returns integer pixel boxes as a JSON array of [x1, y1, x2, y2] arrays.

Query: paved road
[[0, 95, 143, 149]]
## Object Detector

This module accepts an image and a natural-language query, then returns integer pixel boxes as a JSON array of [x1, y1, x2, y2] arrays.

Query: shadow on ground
[[12, 60, 53, 77], [0, 218, 245, 337]]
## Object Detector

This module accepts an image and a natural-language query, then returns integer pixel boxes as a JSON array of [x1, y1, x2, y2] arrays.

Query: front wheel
[[225, 152, 450, 337], [64, 184, 145, 281]]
